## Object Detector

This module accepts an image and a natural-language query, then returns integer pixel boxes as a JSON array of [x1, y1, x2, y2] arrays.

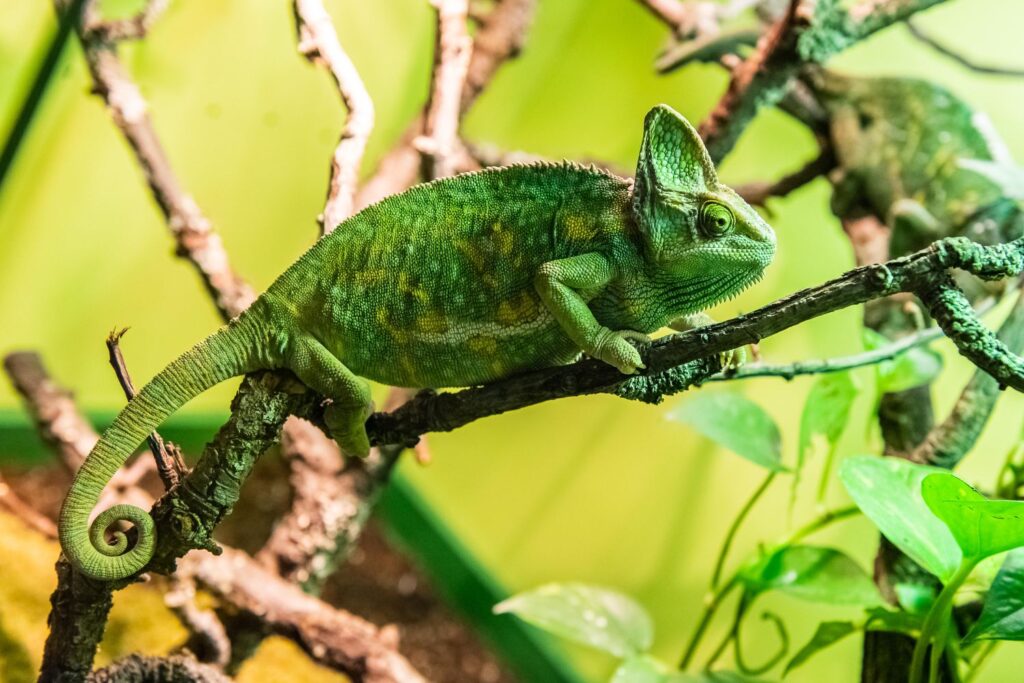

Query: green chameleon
[[806, 69, 1024, 259], [59, 105, 776, 581]]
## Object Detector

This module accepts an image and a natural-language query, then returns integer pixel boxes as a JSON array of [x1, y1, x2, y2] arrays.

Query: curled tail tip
[[58, 501, 156, 581]]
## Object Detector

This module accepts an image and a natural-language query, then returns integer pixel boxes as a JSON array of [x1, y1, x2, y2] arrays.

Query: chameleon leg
[[288, 336, 372, 458], [534, 252, 648, 374], [668, 313, 745, 369]]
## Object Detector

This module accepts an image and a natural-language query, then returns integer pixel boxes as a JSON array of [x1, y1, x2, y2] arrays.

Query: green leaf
[[922, 473, 1024, 562], [798, 373, 857, 467], [784, 621, 858, 675], [964, 549, 1024, 644], [862, 329, 942, 393], [839, 456, 961, 582], [665, 673, 769, 683], [893, 581, 935, 615], [494, 583, 653, 657], [958, 158, 1024, 200], [669, 393, 786, 471], [865, 607, 923, 635], [740, 544, 882, 606], [610, 656, 667, 683]]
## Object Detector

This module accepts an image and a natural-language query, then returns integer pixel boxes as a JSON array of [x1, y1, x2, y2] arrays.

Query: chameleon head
[[632, 104, 776, 310]]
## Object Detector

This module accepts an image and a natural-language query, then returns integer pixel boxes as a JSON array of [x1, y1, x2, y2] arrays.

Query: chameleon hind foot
[[324, 400, 373, 459]]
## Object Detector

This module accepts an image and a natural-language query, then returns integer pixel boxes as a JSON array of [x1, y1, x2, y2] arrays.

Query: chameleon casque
[[59, 105, 776, 581], [806, 69, 1024, 261]]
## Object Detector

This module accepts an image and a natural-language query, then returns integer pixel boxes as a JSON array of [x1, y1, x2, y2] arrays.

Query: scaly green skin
[[809, 70, 1024, 258], [59, 105, 776, 581]]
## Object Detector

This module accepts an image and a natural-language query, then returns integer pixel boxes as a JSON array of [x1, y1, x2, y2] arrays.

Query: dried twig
[[182, 547, 427, 683], [735, 148, 835, 206], [293, 0, 375, 233], [355, 0, 535, 209], [164, 576, 232, 668], [0, 474, 58, 538], [106, 328, 186, 489], [417, 0, 474, 180], [64, 0, 256, 318]]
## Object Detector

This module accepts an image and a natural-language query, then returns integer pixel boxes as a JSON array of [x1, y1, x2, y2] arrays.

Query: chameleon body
[[809, 70, 1024, 258], [59, 105, 776, 580]]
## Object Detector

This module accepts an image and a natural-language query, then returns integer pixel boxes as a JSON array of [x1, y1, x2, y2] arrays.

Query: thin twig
[[418, 0, 474, 180], [164, 576, 232, 668], [82, 0, 168, 42], [355, 0, 535, 209], [735, 148, 836, 207], [0, 474, 58, 538], [293, 0, 375, 234], [105, 328, 186, 489], [905, 19, 1024, 77], [66, 0, 255, 318]]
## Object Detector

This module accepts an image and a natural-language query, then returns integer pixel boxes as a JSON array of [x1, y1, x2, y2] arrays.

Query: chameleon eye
[[699, 201, 735, 237]]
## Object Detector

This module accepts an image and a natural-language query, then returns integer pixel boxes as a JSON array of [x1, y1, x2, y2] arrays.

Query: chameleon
[[804, 69, 1024, 261], [59, 104, 776, 581]]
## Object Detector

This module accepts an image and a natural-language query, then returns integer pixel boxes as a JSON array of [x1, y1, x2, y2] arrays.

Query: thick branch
[[699, 0, 949, 163], [912, 287, 1024, 467], [293, 0, 375, 233], [87, 653, 231, 683], [366, 237, 1024, 446]]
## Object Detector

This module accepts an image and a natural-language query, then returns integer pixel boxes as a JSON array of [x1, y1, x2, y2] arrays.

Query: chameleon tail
[[58, 310, 267, 581]]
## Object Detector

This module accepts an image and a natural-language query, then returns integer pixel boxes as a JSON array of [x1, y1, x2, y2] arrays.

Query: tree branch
[[417, 0, 474, 180], [366, 237, 1024, 446], [87, 653, 232, 683], [106, 328, 186, 489], [182, 547, 427, 683], [699, 0, 950, 163], [60, 0, 256, 319], [912, 287, 1024, 467], [293, 0, 375, 234]]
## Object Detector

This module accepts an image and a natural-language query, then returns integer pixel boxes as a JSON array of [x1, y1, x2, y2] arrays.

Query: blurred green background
[[1, 0, 1023, 680]]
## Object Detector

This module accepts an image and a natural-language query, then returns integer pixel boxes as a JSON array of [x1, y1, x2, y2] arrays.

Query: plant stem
[[786, 504, 860, 545], [678, 503, 859, 670], [711, 472, 776, 590], [679, 575, 739, 669], [964, 641, 998, 683], [909, 560, 976, 683]]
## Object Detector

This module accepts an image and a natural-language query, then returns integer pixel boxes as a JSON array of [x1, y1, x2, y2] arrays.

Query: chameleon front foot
[[591, 328, 649, 374]]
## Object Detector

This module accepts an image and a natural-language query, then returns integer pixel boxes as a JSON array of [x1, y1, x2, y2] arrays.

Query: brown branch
[[355, 0, 536, 209], [698, 0, 950, 163], [106, 328, 186, 489], [164, 576, 232, 668], [87, 653, 232, 683], [64, 0, 256, 318], [418, 0, 474, 180], [82, 0, 168, 42], [181, 547, 428, 683], [293, 0, 375, 234], [0, 474, 58, 538], [254, 419, 399, 592], [4, 351, 98, 472], [735, 148, 835, 206]]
